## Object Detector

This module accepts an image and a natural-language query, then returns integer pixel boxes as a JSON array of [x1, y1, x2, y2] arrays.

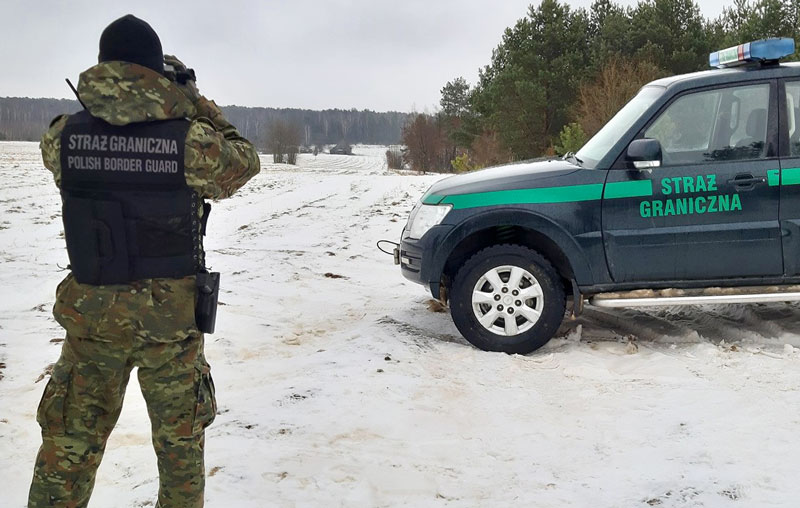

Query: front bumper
[[398, 225, 454, 297]]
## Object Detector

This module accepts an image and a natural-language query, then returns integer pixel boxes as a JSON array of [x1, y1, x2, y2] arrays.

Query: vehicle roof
[[646, 61, 800, 92]]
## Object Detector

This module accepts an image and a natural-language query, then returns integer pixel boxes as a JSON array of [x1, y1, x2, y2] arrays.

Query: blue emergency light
[[709, 38, 795, 68]]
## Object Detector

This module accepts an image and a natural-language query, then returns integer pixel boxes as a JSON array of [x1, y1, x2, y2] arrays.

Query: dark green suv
[[397, 38, 800, 353]]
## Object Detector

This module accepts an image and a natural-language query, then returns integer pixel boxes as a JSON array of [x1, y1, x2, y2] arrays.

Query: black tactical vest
[[60, 110, 206, 285]]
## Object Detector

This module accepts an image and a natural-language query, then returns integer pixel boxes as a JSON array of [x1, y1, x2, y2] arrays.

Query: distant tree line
[[0, 97, 409, 149], [402, 0, 800, 173], [0, 98, 81, 141], [221, 106, 409, 149]]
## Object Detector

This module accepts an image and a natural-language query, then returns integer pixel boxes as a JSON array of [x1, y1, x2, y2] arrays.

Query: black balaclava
[[98, 14, 164, 74]]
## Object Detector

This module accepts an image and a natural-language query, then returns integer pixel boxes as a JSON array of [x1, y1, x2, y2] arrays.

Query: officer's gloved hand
[[164, 54, 231, 130], [164, 54, 201, 103]]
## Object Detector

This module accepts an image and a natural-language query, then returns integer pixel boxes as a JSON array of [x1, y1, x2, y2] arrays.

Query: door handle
[[727, 174, 766, 188]]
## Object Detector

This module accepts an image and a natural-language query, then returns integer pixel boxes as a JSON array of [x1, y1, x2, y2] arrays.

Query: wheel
[[450, 244, 566, 354]]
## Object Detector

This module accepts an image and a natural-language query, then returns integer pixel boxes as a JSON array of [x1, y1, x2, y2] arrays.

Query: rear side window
[[785, 81, 800, 156], [644, 83, 770, 166]]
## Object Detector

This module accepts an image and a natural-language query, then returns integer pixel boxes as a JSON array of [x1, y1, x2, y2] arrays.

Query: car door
[[779, 79, 800, 277], [602, 80, 783, 283]]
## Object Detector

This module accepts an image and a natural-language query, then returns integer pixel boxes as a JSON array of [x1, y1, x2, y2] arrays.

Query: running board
[[589, 285, 800, 308]]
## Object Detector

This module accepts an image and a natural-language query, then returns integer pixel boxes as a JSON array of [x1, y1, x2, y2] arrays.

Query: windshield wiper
[[563, 152, 584, 167]]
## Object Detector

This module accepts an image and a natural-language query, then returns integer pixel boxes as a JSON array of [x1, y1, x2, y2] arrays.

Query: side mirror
[[626, 138, 662, 169]]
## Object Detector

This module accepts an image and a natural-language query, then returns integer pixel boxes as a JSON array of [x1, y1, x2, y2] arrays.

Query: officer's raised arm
[[184, 113, 261, 200], [162, 54, 261, 200]]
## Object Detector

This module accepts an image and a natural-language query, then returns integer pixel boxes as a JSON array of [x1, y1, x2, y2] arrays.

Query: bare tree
[[470, 131, 512, 169], [385, 149, 403, 170], [267, 119, 302, 164], [576, 56, 665, 137], [286, 145, 299, 165], [401, 114, 451, 172]]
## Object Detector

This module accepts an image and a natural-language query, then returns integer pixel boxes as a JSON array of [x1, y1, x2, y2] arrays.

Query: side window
[[786, 81, 800, 156], [644, 83, 770, 165]]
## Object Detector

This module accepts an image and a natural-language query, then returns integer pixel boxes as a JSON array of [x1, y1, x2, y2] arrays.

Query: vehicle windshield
[[576, 86, 664, 169]]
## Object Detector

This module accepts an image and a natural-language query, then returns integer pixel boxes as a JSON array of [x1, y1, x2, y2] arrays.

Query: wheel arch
[[432, 210, 593, 296]]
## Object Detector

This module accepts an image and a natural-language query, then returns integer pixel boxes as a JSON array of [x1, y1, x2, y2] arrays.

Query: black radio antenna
[[65, 78, 87, 110]]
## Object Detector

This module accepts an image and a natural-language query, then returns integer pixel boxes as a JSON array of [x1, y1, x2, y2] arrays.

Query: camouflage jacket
[[41, 61, 260, 341]]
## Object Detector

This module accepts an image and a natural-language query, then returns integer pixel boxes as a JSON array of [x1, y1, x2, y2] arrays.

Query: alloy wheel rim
[[471, 265, 544, 337]]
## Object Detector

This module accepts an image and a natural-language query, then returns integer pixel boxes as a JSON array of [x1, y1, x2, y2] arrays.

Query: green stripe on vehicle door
[[783, 168, 800, 185], [768, 169, 781, 186], [767, 168, 800, 186], [603, 180, 653, 199]]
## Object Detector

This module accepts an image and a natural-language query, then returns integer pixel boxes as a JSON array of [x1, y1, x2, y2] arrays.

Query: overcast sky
[[1, 0, 729, 112]]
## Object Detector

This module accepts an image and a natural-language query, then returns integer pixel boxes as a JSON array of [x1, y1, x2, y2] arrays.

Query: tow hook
[[377, 240, 401, 265]]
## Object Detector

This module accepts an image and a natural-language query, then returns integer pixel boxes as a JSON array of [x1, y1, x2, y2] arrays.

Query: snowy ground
[[1, 141, 800, 507]]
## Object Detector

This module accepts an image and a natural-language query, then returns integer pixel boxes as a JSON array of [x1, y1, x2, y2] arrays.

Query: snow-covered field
[[2, 140, 800, 507]]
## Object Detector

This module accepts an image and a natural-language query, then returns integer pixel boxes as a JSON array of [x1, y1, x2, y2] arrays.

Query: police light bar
[[710, 38, 795, 68]]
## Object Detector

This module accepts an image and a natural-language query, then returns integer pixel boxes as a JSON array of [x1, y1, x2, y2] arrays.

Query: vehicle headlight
[[406, 204, 452, 240]]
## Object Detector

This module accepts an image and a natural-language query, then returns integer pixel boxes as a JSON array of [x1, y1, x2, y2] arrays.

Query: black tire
[[450, 244, 566, 354]]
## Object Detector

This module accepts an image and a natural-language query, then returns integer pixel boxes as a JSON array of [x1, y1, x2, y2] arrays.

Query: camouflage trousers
[[28, 309, 216, 507]]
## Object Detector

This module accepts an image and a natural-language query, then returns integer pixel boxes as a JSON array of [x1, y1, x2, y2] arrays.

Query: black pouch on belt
[[195, 271, 221, 334]]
